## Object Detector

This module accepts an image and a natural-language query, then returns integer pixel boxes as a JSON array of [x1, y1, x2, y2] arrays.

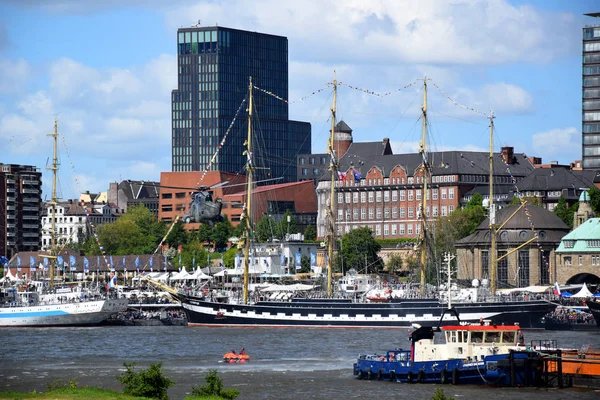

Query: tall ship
[[176, 77, 557, 328], [0, 120, 128, 327]]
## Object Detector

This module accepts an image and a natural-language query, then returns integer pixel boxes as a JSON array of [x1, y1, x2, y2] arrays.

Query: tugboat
[[353, 308, 542, 385]]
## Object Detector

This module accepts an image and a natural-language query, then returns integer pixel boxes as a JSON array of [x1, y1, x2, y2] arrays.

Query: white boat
[[0, 120, 128, 327]]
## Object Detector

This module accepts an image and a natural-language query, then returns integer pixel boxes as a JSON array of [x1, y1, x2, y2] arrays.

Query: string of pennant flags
[[252, 84, 330, 104], [431, 81, 488, 117], [337, 80, 419, 98], [499, 154, 551, 279], [60, 133, 114, 271], [191, 97, 246, 190]]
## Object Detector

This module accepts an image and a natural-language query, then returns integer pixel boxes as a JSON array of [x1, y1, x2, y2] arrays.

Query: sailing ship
[[0, 120, 128, 327], [177, 76, 556, 328]]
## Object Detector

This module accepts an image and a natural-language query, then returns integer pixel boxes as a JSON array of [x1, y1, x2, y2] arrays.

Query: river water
[[0, 326, 599, 400]]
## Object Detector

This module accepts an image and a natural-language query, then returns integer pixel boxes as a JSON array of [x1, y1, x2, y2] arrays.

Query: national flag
[[553, 282, 561, 296], [353, 170, 362, 183], [106, 274, 117, 290], [337, 171, 347, 181], [295, 253, 301, 270]]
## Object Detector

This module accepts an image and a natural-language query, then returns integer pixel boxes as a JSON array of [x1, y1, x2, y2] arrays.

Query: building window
[[441, 188, 447, 200], [384, 191, 390, 201], [588, 240, 600, 248], [579, 255, 583, 265], [300, 157, 305, 165], [449, 205, 454, 214], [408, 190, 413, 201], [498, 250, 508, 284], [518, 250, 530, 287], [416, 190, 422, 201], [361, 208, 366, 220], [162, 193, 173, 199], [368, 192, 374, 202], [441, 206, 447, 216], [391, 191, 397, 201], [399, 224, 405, 235], [392, 207, 398, 218], [540, 250, 550, 285], [564, 240, 575, 248], [400, 207, 406, 218], [375, 225, 381, 236], [407, 224, 413, 235], [376, 191, 382, 202], [432, 189, 438, 200], [384, 224, 389, 236], [481, 250, 489, 278], [408, 207, 414, 218], [353, 193, 359, 203], [345, 193, 351, 203], [360, 192, 366, 202], [391, 224, 397, 235], [400, 190, 405, 201], [353, 209, 358, 220], [176, 192, 186, 198], [368, 208, 374, 219], [449, 188, 454, 199], [564, 256, 572, 266], [376, 208, 382, 219]]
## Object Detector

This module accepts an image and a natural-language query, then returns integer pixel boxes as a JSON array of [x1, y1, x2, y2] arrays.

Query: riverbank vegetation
[[0, 364, 238, 400]]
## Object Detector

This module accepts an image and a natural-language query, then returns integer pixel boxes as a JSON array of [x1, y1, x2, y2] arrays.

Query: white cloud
[[166, 0, 577, 65], [0, 58, 31, 93], [531, 127, 580, 162]]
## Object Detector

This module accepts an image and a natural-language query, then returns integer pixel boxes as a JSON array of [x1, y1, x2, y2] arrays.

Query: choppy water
[[0, 326, 599, 399]]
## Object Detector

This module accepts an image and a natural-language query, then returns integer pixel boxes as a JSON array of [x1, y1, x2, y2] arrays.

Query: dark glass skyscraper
[[583, 13, 600, 169], [171, 26, 311, 184]]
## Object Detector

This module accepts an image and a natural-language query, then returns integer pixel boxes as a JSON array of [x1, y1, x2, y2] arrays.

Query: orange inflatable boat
[[223, 348, 250, 363]]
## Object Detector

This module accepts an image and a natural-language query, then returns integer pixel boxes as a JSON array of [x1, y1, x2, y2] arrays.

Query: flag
[[84, 257, 89, 273], [553, 282, 561, 296], [56, 255, 63, 270], [135, 256, 140, 270], [106, 274, 117, 290], [122, 256, 126, 267], [69, 255, 76, 271], [337, 171, 347, 181], [149, 256, 153, 271], [0, 256, 8, 265], [310, 252, 316, 267], [353, 170, 362, 183], [295, 253, 301, 270], [17, 256, 21, 271], [280, 253, 285, 267], [30, 256, 37, 272], [235, 254, 240, 269], [110, 256, 115, 272], [43, 257, 49, 271]]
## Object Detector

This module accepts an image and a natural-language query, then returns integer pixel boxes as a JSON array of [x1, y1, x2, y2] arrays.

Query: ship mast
[[327, 72, 338, 297], [419, 76, 429, 295], [488, 112, 497, 296], [46, 119, 60, 287], [242, 77, 254, 304]]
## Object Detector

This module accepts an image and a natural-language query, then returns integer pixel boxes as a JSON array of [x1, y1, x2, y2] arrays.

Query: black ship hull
[[179, 296, 556, 329], [587, 300, 600, 328]]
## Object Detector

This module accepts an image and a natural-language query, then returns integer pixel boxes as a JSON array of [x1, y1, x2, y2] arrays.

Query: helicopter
[[182, 181, 230, 225]]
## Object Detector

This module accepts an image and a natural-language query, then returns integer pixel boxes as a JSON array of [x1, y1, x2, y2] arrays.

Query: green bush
[[432, 388, 455, 400], [46, 377, 79, 391], [116, 362, 175, 400], [191, 370, 239, 400]]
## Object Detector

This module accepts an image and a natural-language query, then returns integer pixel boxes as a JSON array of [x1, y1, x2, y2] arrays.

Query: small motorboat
[[223, 348, 250, 363]]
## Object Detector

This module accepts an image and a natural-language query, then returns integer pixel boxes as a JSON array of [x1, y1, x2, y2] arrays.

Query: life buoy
[[389, 370, 396, 382], [407, 371, 414, 383], [451, 367, 459, 385], [440, 369, 447, 384], [417, 369, 425, 383]]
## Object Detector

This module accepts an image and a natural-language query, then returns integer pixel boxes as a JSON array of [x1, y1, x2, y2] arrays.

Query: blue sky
[[0, 0, 597, 199]]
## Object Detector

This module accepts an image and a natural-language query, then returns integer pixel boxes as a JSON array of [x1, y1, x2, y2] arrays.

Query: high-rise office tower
[[583, 13, 600, 168], [171, 25, 311, 184], [0, 164, 42, 259]]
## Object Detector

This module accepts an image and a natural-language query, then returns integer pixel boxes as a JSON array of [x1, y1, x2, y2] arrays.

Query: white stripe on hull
[[182, 302, 500, 326], [0, 299, 128, 327]]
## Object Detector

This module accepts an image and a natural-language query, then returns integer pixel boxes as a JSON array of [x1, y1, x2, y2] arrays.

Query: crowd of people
[[544, 306, 595, 325]]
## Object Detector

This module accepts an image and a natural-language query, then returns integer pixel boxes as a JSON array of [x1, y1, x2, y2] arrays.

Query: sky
[[0, 0, 598, 200]]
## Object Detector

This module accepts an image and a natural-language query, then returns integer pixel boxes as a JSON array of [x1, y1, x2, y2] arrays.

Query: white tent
[[170, 266, 191, 280], [571, 283, 595, 298], [260, 283, 314, 292], [0, 269, 22, 283], [189, 267, 213, 280]]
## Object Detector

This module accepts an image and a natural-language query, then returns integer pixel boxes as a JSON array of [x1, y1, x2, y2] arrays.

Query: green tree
[[386, 253, 403, 274], [191, 369, 239, 400], [299, 254, 311, 273], [589, 186, 600, 214], [180, 239, 210, 269], [116, 362, 175, 400], [340, 227, 383, 273], [432, 388, 455, 400], [278, 210, 297, 239], [165, 220, 189, 248], [554, 196, 575, 228], [97, 205, 166, 255], [303, 224, 316, 241], [197, 223, 213, 243], [222, 247, 239, 269], [211, 217, 233, 250], [255, 214, 278, 242]]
